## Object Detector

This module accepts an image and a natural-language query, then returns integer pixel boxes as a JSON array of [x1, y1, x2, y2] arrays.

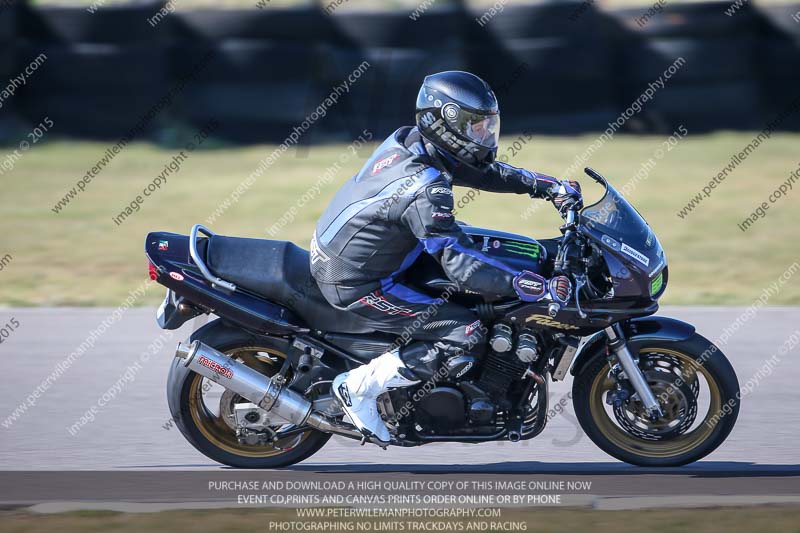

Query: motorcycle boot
[[333, 348, 419, 445]]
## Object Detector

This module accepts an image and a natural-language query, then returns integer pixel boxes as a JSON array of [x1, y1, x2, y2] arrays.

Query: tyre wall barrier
[[1, 1, 798, 142], [16, 1, 170, 139], [610, 1, 764, 132], [0, 0, 18, 140], [756, 5, 800, 129]]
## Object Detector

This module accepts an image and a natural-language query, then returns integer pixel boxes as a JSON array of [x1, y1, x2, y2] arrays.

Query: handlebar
[[548, 168, 606, 318], [555, 207, 588, 318], [565, 209, 576, 226]]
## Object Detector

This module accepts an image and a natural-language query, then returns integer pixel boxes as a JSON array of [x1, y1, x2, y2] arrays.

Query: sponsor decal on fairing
[[621, 243, 650, 267]]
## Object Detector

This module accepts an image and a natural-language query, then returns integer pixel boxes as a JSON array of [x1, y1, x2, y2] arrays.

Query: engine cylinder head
[[516, 331, 540, 363], [489, 323, 513, 352]]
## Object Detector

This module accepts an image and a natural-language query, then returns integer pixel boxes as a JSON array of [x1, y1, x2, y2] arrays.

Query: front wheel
[[572, 333, 740, 467]]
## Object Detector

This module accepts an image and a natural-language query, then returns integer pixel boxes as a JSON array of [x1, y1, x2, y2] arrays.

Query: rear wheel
[[167, 321, 331, 468], [572, 333, 739, 467]]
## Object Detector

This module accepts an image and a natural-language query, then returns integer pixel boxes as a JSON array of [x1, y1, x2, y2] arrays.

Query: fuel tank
[[407, 225, 552, 303], [460, 225, 549, 275]]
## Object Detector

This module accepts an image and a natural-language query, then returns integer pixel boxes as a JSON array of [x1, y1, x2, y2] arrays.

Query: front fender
[[570, 316, 696, 377]]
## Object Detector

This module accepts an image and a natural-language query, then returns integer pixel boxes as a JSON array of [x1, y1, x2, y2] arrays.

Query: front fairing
[[579, 181, 667, 302]]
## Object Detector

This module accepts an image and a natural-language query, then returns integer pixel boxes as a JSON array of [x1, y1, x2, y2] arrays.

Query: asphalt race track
[[2, 306, 799, 508], [1, 305, 798, 472]]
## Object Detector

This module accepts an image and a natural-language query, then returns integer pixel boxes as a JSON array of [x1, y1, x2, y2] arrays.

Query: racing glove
[[551, 180, 583, 216]]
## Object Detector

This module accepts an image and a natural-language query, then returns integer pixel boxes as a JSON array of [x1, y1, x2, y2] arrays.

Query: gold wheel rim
[[188, 346, 312, 458], [589, 347, 723, 459]]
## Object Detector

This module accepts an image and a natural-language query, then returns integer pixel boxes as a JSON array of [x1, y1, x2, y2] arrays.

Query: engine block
[[477, 348, 528, 399]]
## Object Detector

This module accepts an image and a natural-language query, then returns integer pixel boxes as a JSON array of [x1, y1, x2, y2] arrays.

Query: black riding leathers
[[310, 126, 562, 376]]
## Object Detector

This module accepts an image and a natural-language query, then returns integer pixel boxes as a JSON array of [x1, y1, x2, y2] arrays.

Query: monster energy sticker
[[502, 241, 540, 260]]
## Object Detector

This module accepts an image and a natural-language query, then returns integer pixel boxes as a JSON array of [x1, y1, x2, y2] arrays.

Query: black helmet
[[415, 71, 500, 168]]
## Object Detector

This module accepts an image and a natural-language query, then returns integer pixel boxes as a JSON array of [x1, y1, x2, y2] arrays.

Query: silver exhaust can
[[175, 340, 312, 427]]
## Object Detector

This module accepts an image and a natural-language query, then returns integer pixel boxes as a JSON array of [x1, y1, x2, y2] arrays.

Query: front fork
[[605, 324, 664, 419]]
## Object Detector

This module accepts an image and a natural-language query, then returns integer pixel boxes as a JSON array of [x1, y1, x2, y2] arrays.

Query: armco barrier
[[0, 1, 797, 142]]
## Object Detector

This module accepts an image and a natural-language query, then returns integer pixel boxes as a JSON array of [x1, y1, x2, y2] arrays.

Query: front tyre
[[166, 320, 331, 468], [572, 333, 739, 467]]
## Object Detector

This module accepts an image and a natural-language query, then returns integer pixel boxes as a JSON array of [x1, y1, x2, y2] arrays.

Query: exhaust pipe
[[175, 341, 361, 438]]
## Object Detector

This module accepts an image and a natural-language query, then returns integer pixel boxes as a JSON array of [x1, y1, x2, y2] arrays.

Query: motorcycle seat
[[205, 235, 375, 334]]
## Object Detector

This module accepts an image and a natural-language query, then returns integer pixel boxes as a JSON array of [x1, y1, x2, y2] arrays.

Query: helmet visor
[[452, 109, 500, 148]]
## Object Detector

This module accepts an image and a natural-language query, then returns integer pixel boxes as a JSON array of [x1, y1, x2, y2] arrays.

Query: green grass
[[0, 131, 798, 306], [2, 505, 800, 533]]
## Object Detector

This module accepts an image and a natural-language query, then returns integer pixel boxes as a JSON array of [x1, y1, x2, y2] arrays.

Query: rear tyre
[[167, 320, 331, 468], [572, 333, 740, 467]]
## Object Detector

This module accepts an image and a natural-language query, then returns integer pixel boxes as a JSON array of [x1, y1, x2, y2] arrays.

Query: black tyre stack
[[465, 1, 618, 134], [0, 0, 18, 141], [170, 8, 336, 143], [17, 1, 170, 139], [6, 1, 800, 141], [319, 9, 468, 139], [610, 1, 763, 132], [756, 4, 800, 129]]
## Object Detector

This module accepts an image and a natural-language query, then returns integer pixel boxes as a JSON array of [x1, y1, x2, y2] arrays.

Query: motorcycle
[[145, 167, 740, 468]]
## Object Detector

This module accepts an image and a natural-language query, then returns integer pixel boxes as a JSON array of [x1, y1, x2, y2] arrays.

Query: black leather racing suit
[[310, 126, 559, 379]]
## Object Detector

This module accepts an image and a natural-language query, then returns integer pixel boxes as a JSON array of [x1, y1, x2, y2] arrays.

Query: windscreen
[[580, 182, 664, 273]]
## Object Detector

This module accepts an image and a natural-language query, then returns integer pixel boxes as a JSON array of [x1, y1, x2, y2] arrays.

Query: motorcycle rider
[[310, 71, 583, 445]]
